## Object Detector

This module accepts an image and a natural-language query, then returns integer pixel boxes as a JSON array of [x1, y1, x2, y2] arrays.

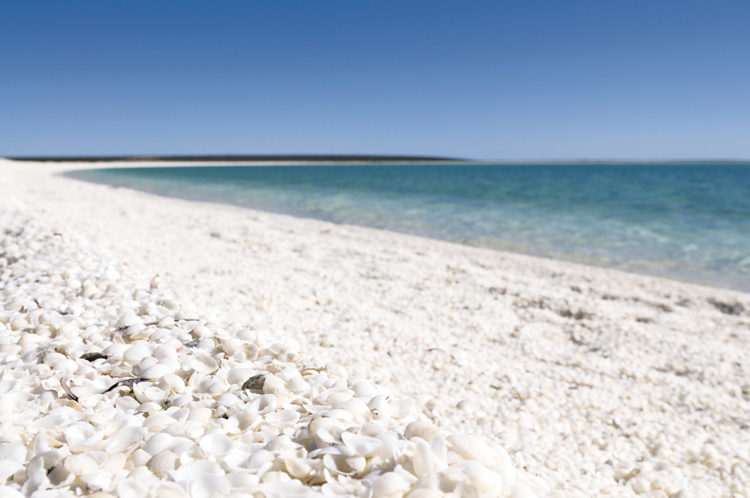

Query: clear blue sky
[[1, 1, 749, 160]]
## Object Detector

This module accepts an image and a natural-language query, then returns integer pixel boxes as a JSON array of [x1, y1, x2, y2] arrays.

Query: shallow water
[[66, 163, 750, 292]]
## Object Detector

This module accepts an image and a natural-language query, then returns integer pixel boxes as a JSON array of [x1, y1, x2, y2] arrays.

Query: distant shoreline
[[7, 154, 464, 163], [6, 155, 750, 165]]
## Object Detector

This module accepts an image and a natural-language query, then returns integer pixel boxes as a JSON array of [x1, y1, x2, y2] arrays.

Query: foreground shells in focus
[[0, 209, 550, 496]]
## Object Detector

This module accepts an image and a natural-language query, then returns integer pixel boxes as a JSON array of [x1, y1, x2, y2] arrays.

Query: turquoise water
[[66, 164, 750, 292]]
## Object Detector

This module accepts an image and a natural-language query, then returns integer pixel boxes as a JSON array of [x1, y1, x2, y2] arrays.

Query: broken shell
[[115, 311, 139, 329], [405, 421, 439, 442], [144, 432, 174, 455], [116, 478, 147, 498], [0, 460, 23, 483], [198, 432, 234, 457], [149, 481, 189, 498], [189, 352, 218, 374], [371, 471, 411, 497], [133, 383, 167, 404], [63, 454, 99, 475], [172, 459, 223, 482], [104, 426, 143, 455], [341, 431, 383, 457], [147, 450, 177, 476], [447, 435, 497, 463], [412, 439, 443, 477], [190, 474, 231, 498], [284, 455, 312, 479]]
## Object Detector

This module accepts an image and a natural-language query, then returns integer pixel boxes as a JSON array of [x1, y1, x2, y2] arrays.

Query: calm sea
[[66, 164, 750, 292]]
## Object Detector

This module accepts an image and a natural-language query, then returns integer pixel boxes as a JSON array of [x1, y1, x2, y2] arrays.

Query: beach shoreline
[[2, 158, 749, 495]]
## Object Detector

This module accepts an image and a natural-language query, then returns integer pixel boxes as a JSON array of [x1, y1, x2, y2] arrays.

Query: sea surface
[[66, 163, 750, 292]]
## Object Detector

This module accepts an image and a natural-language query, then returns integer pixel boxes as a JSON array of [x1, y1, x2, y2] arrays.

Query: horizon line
[[4, 154, 750, 164]]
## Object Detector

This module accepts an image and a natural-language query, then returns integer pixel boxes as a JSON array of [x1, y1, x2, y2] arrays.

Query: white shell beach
[[1, 159, 748, 497]]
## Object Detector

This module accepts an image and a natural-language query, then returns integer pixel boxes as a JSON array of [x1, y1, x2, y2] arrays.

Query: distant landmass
[[7, 155, 750, 165], [8, 154, 464, 163]]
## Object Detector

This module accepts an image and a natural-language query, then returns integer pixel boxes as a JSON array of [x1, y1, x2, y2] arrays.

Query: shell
[[63, 421, 102, 452], [286, 377, 310, 395], [172, 460, 222, 482], [246, 449, 274, 472], [115, 311, 139, 329], [123, 344, 150, 363], [145, 481, 184, 498], [198, 432, 234, 457], [227, 367, 252, 385], [141, 363, 171, 380], [447, 435, 497, 463], [341, 431, 383, 457], [63, 454, 99, 475], [105, 426, 143, 455], [0, 485, 25, 497], [367, 395, 392, 421], [284, 456, 312, 479], [405, 421, 439, 442], [265, 409, 299, 428], [229, 408, 257, 432], [190, 474, 231, 498], [116, 478, 148, 498], [133, 383, 168, 404], [227, 472, 261, 490], [411, 439, 443, 477], [371, 471, 411, 497], [144, 433, 174, 455], [0, 459, 23, 483], [189, 353, 218, 374], [78, 469, 112, 491], [147, 450, 177, 476], [0, 443, 27, 463]]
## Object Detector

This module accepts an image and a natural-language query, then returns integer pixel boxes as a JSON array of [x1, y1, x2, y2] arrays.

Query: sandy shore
[[1, 159, 749, 496]]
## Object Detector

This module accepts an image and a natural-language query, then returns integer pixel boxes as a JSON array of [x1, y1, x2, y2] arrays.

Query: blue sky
[[1, 1, 749, 160]]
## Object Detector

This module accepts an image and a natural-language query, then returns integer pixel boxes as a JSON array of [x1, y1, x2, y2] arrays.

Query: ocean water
[[66, 164, 750, 292]]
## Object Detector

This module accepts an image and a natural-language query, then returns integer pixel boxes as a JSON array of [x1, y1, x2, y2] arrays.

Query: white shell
[[371, 471, 410, 497], [172, 459, 222, 482], [115, 311, 139, 329], [411, 439, 443, 477], [145, 432, 174, 455], [284, 456, 312, 479], [286, 377, 310, 394], [105, 426, 143, 455], [227, 367, 252, 385], [404, 421, 439, 441], [246, 449, 273, 472], [63, 421, 100, 452], [133, 383, 168, 404], [341, 431, 383, 456], [141, 363, 171, 380], [63, 454, 99, 475], [0, 459, 23, 483], [123, 344, 150, 363], [447, 435, 497, 463], [265, 409, 299, 427], [116, 478, 148, 498], [198, 432, 234, 457], [190, 474, 231, 498], [147, 450, 177, 476], [0, 443, 26, 463], [189, 353, 218, 374], [0, 484, 25, 497]]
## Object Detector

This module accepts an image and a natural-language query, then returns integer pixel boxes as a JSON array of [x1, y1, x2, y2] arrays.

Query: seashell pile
[[0, 207, 552, 497]]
